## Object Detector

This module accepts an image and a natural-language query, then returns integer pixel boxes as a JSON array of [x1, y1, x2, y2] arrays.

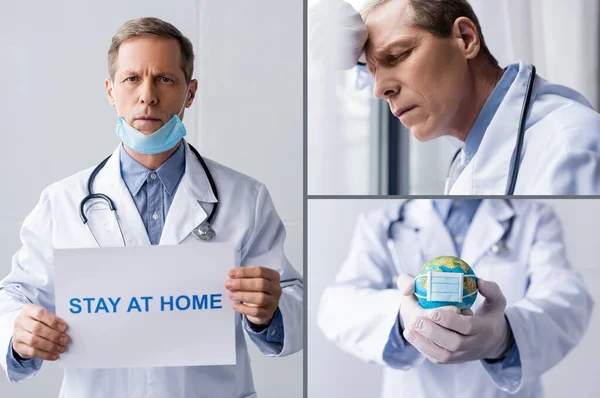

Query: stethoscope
[[79, 143, 219, 247], [445, 65, 537, 195], [386, 199, 514, 273]]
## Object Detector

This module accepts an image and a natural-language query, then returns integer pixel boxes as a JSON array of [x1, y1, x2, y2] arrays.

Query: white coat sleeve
[[482, 204, 594, 393], [529, 109, 600, 195], [240, 184, 303, 357], [0, 189, 55, 382], [535, 148, 600, 194], [318, 212, 424, 368]]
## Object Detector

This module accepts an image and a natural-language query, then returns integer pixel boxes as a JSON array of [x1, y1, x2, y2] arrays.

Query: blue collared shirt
[[384, 200, 520, 371], [8, 141, 283, 368], [448, 63, 520, 187], [119, 143, 186, 245], [432, 199, 482, 255]]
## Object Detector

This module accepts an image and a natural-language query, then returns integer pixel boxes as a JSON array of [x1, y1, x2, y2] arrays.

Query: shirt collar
[[432, 199, 483, 224], [432, 199, 454, 222], [119, 142, 186, 196], [463, 63, 520, 163]]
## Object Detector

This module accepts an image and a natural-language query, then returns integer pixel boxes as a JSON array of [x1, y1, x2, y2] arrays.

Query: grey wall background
[[0, 0, 302, 397], [308, 199, 600, 398]]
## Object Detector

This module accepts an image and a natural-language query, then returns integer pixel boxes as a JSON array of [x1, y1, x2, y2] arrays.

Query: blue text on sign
[[69, 294, 223, 314]]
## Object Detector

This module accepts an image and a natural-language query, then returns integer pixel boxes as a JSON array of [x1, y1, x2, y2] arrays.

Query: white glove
[[308, 0, 368, 70], [397, 274, 513, 364], [396, 274, 448, 334]]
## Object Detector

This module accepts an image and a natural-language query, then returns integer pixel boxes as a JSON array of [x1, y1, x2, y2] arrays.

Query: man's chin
[[137, 130, 157, 136], [133, 120, 164, 135], [407, 125, 437, 142]]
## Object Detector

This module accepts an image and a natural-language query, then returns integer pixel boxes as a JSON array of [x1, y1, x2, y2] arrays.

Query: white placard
[[54, 243, 236, 368]]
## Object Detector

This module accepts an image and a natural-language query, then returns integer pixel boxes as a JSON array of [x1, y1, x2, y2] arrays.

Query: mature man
[[310, 0, 600, 194], [319, 199, 593, 397], [0, 17, 302, 397]]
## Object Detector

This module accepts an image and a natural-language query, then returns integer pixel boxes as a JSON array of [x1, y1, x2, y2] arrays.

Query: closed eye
[[389, 49, 413, 64]]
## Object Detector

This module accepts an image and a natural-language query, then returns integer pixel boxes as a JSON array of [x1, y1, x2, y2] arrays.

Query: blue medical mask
[[415, 271, 478, 303], [111, 83, 189, 155]]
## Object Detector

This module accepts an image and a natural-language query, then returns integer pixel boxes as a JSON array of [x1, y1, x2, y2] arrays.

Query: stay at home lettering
[[69, 294, 223, 314]]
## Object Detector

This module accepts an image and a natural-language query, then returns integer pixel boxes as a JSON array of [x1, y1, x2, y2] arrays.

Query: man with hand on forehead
[[310, 0, 600, 194], [0, 17, 302, 398]]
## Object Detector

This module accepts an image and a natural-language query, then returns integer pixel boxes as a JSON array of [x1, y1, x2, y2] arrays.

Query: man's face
[[105, 36, 198, 135], [365, 0, 472, 141]]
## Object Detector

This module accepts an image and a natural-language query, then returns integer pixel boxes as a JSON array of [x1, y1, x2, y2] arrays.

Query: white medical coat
[[318, 199, 593, 398], [0, 142, 303, 398], [449, 62, 600, 194]]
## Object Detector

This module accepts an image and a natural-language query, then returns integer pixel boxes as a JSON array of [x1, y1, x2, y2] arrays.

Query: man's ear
[[452, 16, 481, 60], [105, 78, 116, 106], [185, 79, 199, 107]]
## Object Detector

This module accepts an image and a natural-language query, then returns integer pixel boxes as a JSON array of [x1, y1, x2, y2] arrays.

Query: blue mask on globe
[[414, 271, 478, 303], [413, 256, 479, 310]]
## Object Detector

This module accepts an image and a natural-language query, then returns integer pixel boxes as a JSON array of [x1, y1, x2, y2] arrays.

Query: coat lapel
[[159, 142, 218, 245], [409, 200, 458, 261], [450, 62, 539, 194], [90, 145, 151, 247], [461, 200, 515, 267]]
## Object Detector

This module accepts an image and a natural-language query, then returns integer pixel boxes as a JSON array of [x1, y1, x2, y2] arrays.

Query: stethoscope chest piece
[[192, 223, 215, 241], [490, 240, 508, 256]]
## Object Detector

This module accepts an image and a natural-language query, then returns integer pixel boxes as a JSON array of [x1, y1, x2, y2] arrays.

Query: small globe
[[414, 256, 478, 310]]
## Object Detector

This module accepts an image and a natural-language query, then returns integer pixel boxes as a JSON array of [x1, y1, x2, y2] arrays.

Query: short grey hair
[[108, 17, 195, 83], [360, 0, 498, 65]]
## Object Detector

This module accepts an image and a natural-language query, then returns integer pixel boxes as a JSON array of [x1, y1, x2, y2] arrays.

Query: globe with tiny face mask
[[414, 256, 478, 310]]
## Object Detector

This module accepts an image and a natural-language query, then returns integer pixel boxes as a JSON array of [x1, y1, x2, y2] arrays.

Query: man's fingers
[[228, 266, 281, 283], [461, 308, 474, 316], [225, 278, 281, 296], [398, 291, 424, 330], [477, 279, 506, 307], [396, 273, 415, 295], [403, 329, 453, 364], [228, 291, 277, 308], [426, 307, 479, 335], [232, 302, 272, 319], [412, 316, 464, 353], [15, 330, 66, 354], [23, 305, 67, 332], [400, 294, 422, 321], [19, 317, 69, 347], [12, 339, 59, 361]]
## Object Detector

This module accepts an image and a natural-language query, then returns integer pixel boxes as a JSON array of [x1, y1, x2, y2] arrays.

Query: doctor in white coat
[[318, 199, 593, 398], [310, 0, 600, 194], [0, 17, 302, 398]]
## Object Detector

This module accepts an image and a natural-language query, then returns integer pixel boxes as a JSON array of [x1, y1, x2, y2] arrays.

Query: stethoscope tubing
[[79, 142, 218, 246], [387, 200, 514, 273], [445, 64, 537, 195]]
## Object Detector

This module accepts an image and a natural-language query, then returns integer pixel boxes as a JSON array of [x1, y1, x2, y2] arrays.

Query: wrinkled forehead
[[364, 0, 414, 54], [114, 36, 183, 77]]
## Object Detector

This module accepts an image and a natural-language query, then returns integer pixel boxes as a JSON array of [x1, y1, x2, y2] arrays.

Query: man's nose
[[373, 77, 400, 99], [372, 66, 401, 99], [139, 80, 158, 105]]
